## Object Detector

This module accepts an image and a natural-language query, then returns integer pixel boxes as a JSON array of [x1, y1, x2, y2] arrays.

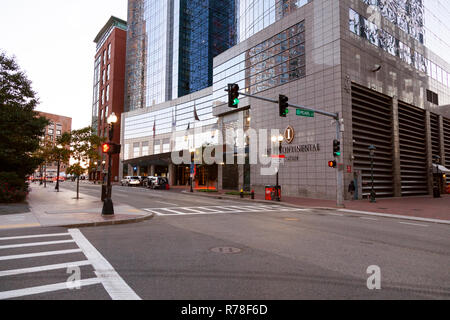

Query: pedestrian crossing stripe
[[0, 229, 140, 300], [143, 205, 307, 216]]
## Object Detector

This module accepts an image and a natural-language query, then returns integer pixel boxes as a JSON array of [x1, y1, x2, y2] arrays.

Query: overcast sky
[[0, 0, 127, 130]]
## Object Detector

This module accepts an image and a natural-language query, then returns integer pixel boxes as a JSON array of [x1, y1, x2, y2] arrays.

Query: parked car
[[143, 176, 157, 188], [121, 176, 140, 186], [152, 177, 169, 190], [128, 176, 142, 187], [121, 176, 131, 186]]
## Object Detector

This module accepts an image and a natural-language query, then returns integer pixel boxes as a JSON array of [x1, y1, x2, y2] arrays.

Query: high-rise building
[[91, 16, 127, 182], [120, 0, 450, 200], [124, 0, 236, 112]]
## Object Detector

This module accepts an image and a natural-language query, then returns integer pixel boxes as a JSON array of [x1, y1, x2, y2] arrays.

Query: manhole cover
[[210, 247, 242, 254]]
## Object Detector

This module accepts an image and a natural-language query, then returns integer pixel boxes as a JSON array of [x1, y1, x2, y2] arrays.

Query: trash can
[[265, 186, 275, 200], [265, 186, 281, 201]]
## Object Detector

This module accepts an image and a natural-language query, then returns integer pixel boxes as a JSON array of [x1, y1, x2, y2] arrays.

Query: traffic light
[[102, 143, 111, 154], [279, 95, 289, 117], [228, 83, 240, 108], [333, 139, 341, 157], [102, 143, 121, 155], [328, 160, 337, 168]]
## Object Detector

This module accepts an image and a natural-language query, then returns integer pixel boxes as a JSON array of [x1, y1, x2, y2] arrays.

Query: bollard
[[251, 190, 255, 200], [240, 189, 244, 198]]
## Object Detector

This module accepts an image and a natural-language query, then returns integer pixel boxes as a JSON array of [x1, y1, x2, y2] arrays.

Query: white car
[[127, 176, 142, 187]]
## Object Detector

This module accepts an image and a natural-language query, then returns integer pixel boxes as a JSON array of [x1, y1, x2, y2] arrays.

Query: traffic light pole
[[227, 90, 344, 207]]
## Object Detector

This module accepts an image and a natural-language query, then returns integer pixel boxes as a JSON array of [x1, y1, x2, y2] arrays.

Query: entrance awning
[[433, 164, 450, 173], [123, 152, 172, 167]]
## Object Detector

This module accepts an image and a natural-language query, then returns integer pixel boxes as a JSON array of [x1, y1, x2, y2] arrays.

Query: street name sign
[[296, 109, 315, 117]]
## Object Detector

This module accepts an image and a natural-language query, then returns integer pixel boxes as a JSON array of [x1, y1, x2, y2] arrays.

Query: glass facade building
[[237, 0, 310, 42], [350, 1, 450, 88], [124, 0, 236, 112]]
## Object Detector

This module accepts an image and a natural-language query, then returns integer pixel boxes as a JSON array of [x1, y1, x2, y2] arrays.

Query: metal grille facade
[[444, 117, 450, 185], [398, 102, 428, 196], [352, 84, 394, 198]]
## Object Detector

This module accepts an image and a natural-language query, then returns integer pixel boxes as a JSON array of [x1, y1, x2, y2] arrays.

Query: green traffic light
[[233, 98, 240, 105], [335, 152, 341, 156]]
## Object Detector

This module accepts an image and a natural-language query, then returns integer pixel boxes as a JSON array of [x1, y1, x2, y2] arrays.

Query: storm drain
[[210, 247, 242, 254]]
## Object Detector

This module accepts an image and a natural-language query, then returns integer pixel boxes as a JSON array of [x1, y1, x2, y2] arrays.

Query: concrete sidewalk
[[0, 185, 153, 230], [182, 189, 450, 223]]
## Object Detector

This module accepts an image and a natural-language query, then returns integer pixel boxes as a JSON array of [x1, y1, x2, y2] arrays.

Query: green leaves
[[0, 52, 48, 181]]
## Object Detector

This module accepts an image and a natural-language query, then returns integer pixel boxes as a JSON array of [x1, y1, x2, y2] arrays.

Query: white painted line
[[0, 261, 91, 277], [338, 209, 450, 225], [360, 217, 379, 221], [0, 278, 102, 300], [180, 207, 206, 213], [0, 233, 70, 241], [327, 213, 345, 217], [195, 207, 223, 213], [0, 240, 75, 250], [157, 208, 186, 215], [238, 206, 268, 212], [399, 222, 429, 227], [155, 201, 179, 206], [218, 206, 245, 211], [69, 229, 141, 300], [0, 249, 82, 261]]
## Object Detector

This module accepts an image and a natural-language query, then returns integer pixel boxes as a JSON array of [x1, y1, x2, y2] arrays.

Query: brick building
[[37, 111, 72, 178], [91, 16, 127, 182]]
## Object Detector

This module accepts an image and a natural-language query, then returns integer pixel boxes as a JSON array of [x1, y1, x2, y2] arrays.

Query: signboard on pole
[[296, 109, 315, 117]]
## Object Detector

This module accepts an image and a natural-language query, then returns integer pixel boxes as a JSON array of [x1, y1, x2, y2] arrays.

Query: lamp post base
[[102, 198, 115, 216], [370, 191, 376, 203]]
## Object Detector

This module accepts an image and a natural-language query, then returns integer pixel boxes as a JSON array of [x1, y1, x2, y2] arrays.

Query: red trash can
[[265, 186, 275, 200]]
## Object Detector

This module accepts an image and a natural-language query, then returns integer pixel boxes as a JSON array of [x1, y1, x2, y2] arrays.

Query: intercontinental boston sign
[[269, 126, 321, 161]]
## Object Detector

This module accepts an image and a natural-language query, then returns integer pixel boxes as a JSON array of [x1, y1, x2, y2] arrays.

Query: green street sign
[[296, 109, 315, 117]]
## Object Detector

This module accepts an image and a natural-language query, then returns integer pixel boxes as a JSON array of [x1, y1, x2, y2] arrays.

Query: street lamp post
[[102, 112, 118, 216], [433, 155, 441, 198], [272, 134, 284, 202], [94, 161, 98, 184], [368, 145, 376, 203], [55, 144, 63, 192], [189, 147, 195, 193]]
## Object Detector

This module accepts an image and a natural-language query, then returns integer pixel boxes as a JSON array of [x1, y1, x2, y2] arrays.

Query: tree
[[0, 52, 48, 202], [60, 127, 104, 199]]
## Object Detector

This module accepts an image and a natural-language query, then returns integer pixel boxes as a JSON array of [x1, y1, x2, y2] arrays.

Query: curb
[[181, 191, 450, 225], [50, 212, 154, 229]]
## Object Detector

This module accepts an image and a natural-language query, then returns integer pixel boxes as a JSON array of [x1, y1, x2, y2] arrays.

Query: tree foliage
[[0, 52, 49, 178], [0, 52, 48, 202]]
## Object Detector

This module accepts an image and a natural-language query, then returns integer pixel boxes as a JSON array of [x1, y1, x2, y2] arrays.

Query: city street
[[0, 182, 448, 300]]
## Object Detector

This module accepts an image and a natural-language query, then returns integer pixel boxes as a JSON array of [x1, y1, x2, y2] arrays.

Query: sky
[[0, 0, 127, 130]]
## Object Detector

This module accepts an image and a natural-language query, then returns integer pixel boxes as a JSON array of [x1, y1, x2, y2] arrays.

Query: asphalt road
[[0, 181, 449, 300]]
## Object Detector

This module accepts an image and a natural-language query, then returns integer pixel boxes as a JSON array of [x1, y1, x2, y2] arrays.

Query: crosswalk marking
[[0, 239, 75, 250], [0, 261, 91, 277], [0, 278, 102, 300], [0, 229, 139, 300], [0, 249, 83, 261], [0, 233, 70, 241], [68, 229, 141, 300], [144, 205, 306, 216]]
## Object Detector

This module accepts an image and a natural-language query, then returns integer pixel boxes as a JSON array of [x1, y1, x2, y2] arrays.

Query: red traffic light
[[328, 160, 337, 168], [102, 143, 111, 154]]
